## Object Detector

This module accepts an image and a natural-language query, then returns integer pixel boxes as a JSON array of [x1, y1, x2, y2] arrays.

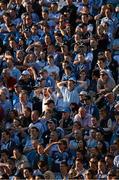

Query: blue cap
[[61, 107, 70, 113], [68, 77, 76, 83]]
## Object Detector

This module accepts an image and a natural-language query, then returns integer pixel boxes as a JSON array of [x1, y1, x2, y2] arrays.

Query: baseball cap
[[61, 107, 70, 113], [47, 119, 56, 124], [22, 70, 30, 75], [68, 77, 76, 83], [79, 91, 87, 96], [44, 99, 55, 105], [39, 69, 47, 74]]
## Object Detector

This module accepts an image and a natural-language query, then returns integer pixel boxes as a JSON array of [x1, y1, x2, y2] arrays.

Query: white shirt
[[44, 65, 60, 75]]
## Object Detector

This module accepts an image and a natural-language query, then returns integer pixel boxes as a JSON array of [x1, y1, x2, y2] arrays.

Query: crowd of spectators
[[0, 0, 119, 179]]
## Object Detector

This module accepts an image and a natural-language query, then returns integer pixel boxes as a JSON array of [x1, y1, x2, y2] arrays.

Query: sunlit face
[[37, 144, 44, 154], [13, 149, 21, 160], [19, 93, 27, 103], [45, 35, 51, 45], [67, 80, 75, 90], [77, 53, 85, 63], [78, 107, 86, 118], [23, 169, 31, 178], [25, 15, 32, 25]]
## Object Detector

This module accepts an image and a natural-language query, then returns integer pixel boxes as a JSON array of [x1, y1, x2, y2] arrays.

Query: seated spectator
[[0, 130, 16, 156], [97, 69, 116, 94], [74, 106, 92, 128]]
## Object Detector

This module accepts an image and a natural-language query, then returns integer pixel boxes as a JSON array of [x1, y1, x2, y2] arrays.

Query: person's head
[[23, 167, 33, 179], [79, 91, 87, 102], [100, 70, 109, 82], [84, 95, 92, 106], [23, 107, 31, 118], [14, 84, 22, 94], [76, 149, 83, 159], [97, 24, 104, 36], [29, 127, 39, 139], [58, 139, 68, 152], [35, 175, 45, 180], [77, 52, 85, 63], [25, 14, 32, 26], [89, 147, 99, 158], [74, 33, 81, 43], [31, 110, 39, 122], [98, 159, 106, 172], [13, 118, 21, 128], [78, 107, 86, 118], [37, 160, 48, 172], [47, 120, 56, 131], [7, 158, 16, 171], [3, 12, 10, 24], [97, 58, 106, 69], [72, 121, 82, 131], [89, 157, 98, 171], [85, 169, 95, 180], [44, 108, 53, 119], [39, 69, 48, 79], [91, 116, 98, 127], [66, 0, 72, 5], [105, 92, 115, 104], [31, 24, 38, 35], [97, 141, 107, 154], [49, 130, 58, 142], [54, 32, 63, 43], [60, 161, 69, 176], [107, 169, 116, 180], [44, 171, 55, 180], [70, 103, 79, 113], [64, 66, 72, 76], [0, 1, 7, 11], [0, 89, 7, 102], [50, 2, 58, 12], [47, 54, 54, 66], [25, 3, 34, 13], [104, 49, 112, 60], [44, 99, 55, 109], [31, 139, 39, 150], [7, 59, 14, 69], [89, 129, 96, 139], [61, 45, 69, 55], [96, 128, 104, 138], [105, 154, 114, 167], [81, 14, 88, 24], [67, 79, 76, 91], [13, 148, 22, 160], [105, 7, 111, 18], [19, 91, 28, 104], [42, 9, 49, 19], [99, 107, 108, 119], [37, 143, 44, 154], [0, 150, 9, 162], [1, 130, 11, 142], [78, 69, 87, 79], [73, 130, 82, 140], [90, 37, 98, 48], [2, 68, 10, 79], [62, 108, 70, 120], [44, 34, 52, 45], [75, 158, 83, 170]]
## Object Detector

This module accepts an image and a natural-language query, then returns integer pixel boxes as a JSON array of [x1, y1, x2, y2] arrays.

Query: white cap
[[79, 91, 87, 96], [22, 70, 30, 75]]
